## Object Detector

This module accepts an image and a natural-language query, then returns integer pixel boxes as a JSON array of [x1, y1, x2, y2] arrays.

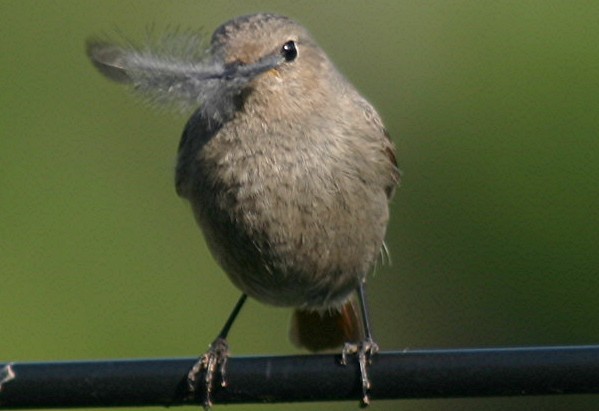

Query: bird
[[87, 12, 399, 408]]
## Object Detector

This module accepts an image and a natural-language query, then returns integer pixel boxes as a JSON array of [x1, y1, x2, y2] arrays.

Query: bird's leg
[[187, 293, 247, 409], [340, 282, 378, 407]]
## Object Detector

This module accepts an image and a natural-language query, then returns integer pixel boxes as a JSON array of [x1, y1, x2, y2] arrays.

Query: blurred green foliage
[[1, 1, 599, 410]]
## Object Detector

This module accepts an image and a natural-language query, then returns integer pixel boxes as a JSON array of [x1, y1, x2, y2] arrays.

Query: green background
[[2, 1, 599, 410]]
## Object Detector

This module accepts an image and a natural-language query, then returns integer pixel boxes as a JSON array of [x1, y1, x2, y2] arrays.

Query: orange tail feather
[[289, 296, 364, 352]]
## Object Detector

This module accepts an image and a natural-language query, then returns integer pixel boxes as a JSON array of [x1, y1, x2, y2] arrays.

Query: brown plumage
[[87, 12, 398, 408]]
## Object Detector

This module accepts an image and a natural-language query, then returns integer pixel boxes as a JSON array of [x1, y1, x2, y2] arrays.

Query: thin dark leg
[[341, 281, 378, 407], [216, 293, 248, 340], [357, 281, 374, 341], [187, 293, 247, 409]]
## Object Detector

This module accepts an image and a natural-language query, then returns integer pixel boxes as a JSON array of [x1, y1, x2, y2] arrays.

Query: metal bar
[[2, 345, 599, 408]]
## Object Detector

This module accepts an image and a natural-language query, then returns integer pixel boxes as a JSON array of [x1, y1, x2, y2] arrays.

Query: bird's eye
[[281, 40, 298, 62]]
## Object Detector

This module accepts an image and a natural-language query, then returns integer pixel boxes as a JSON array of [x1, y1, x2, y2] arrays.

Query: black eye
[[281, 40, 297, 62]]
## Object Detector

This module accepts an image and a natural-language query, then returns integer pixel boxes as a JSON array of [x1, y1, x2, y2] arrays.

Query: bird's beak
[[218, 53, 285, 81]]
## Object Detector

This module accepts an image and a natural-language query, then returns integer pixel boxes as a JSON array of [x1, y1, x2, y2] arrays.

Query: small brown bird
[[87, 13, 399, 408]]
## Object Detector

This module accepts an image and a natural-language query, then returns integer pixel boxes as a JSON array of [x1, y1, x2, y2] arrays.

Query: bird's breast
[[185, 122, 388, 310]]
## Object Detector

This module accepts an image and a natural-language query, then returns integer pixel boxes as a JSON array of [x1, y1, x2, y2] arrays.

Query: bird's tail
[[289, 295, 364, 352]]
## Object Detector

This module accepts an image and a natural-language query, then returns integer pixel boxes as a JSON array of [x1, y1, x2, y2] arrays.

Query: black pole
[[2, 345, 599, 408]]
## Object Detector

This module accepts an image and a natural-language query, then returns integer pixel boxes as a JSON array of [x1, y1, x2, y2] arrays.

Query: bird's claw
[[187, 337, 230, 410], [341, 338, 379, 407]]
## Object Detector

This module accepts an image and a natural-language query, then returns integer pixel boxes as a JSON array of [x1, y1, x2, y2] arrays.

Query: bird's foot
[[187, 337, 230, 410], [341, 338, 379, 407]]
